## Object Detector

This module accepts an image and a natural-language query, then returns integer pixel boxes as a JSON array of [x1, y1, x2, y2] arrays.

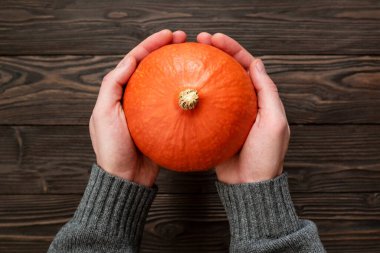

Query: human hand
[[90, 29, 187, 187], [197, 32, 290, 184]]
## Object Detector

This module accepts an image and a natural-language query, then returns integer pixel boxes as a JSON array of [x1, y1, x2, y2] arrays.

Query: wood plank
[[269, 55, 380, 124], [0, 193, 379, 253], [0, 125, 379, 194], [1, 55, 379, 125], [0, 0, 379, 55]]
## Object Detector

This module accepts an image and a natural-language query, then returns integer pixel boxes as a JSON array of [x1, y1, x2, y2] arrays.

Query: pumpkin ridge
[[194, 53, 231, 93]]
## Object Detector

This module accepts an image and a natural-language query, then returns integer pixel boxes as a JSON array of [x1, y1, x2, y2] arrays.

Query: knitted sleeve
[[48, 164, 157, 253], [216, 173, 326, 253]]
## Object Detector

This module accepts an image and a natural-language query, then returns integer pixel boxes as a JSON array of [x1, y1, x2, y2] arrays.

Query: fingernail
[[255, 59, 266, 73]]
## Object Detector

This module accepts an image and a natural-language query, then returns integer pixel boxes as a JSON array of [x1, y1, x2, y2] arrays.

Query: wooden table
[[0, 1, 379, 252]]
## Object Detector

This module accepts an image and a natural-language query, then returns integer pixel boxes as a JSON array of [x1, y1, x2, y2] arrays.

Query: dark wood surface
[[0, 0, 379, 55], [0, 0, 379, 252], [1, 194, 379, 252], [1, 55, 379, 125], [1, 125, 379, 194]]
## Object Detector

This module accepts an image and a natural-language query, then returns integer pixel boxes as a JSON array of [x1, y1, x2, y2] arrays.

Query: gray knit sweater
[[48, 164, 325, 252]]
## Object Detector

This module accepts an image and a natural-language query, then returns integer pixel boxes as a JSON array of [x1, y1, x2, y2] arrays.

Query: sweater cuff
[[216, 173, 301, 241], [72, 164, 157, 244]]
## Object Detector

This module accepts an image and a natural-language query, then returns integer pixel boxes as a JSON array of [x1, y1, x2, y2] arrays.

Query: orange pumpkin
[[123, 42, 257, 172]]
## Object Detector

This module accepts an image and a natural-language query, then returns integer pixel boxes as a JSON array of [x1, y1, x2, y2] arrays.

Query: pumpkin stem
[[178, 89, 199, 110]]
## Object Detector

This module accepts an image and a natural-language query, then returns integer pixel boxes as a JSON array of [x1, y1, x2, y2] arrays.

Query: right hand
[[197, 32, 290, 184]]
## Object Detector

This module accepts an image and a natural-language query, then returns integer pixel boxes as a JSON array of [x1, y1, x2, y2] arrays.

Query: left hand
[[90, 29, 187, 187]]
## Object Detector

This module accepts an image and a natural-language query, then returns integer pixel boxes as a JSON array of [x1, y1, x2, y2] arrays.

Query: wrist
[[215, 166, 283, 184], [96, 160, 134, 179], [96, 160, 158, 187]]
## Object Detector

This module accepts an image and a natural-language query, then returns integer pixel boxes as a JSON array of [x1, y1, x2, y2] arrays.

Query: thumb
[[249, 59, 285, 116], [96, 56, 137, 109]]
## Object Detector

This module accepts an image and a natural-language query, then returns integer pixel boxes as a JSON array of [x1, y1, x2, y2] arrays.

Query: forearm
[[216, 173, 325, 253], [48, 164, 157, 253]]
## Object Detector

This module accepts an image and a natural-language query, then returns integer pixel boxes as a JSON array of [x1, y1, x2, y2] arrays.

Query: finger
[[97, 56, 137, 108], [196, 32, 212, 45], [117, 29, 173, 68], [211, 33, 254, 69], [129, 29, 172, 62], [173, 30, 187, 43], [89, 115, 97, 153], [249, 59, 285, 115]]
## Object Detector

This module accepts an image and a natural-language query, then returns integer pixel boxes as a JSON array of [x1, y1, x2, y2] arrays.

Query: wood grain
[[0, 193, 379, 253], [0, 0, 379, 55], [1, 1, 379, 252], [1, 125, 379, 194], [1, 55, 379, 125]]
